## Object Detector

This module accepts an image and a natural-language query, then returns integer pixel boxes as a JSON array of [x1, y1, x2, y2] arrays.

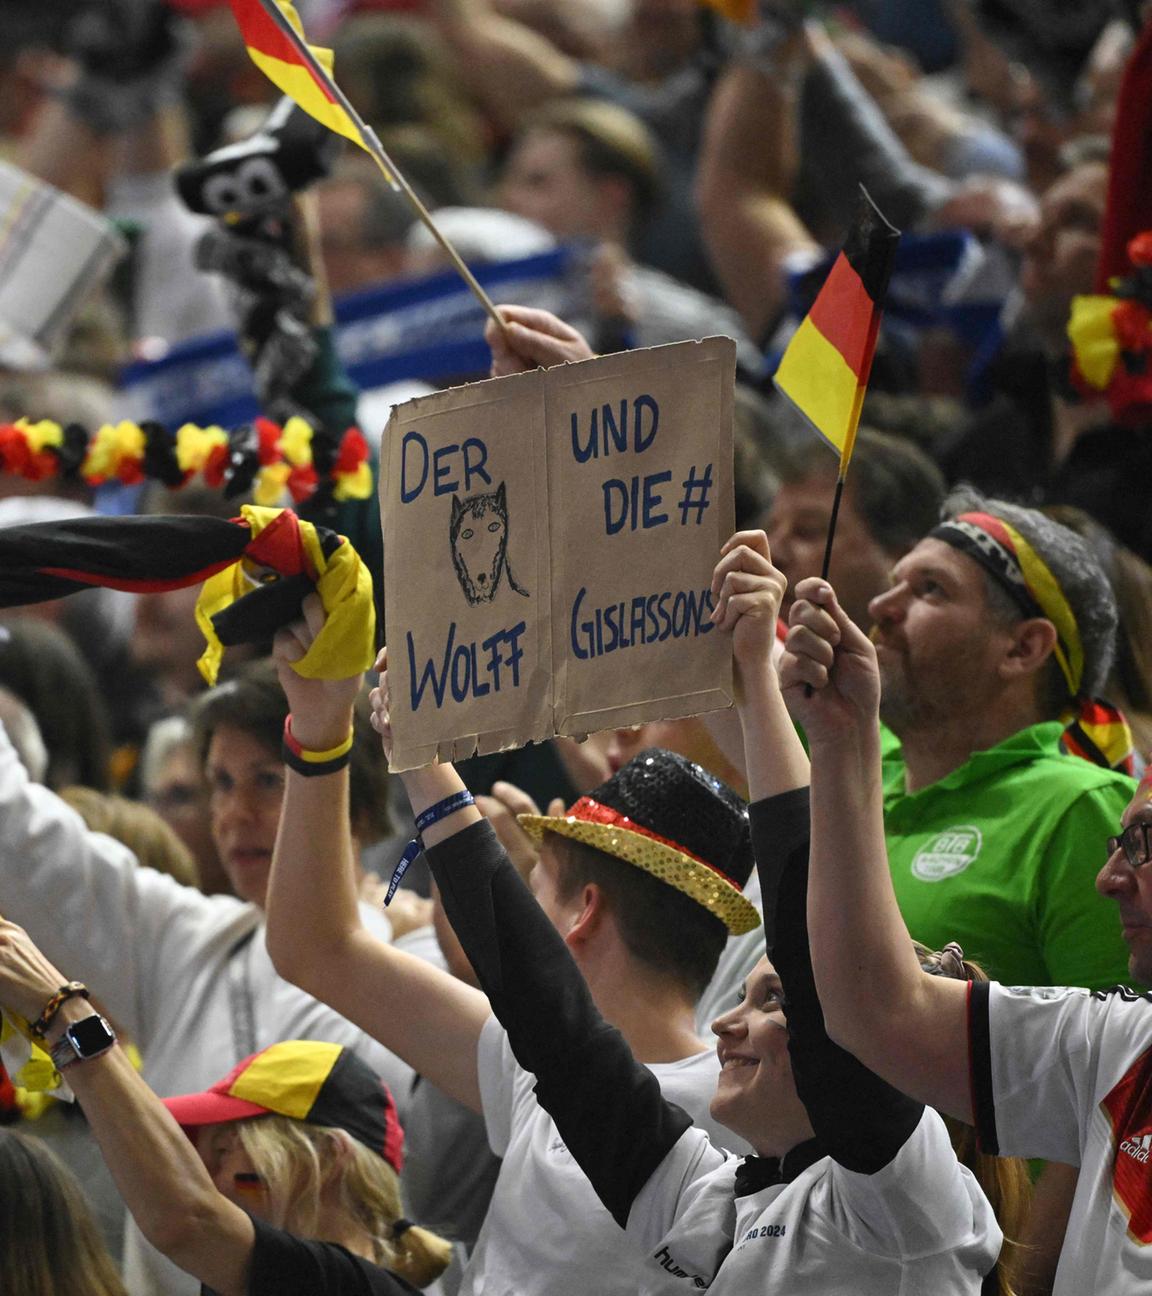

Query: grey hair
[[138, 714, 195, 799], [0, 685, 48, 784], [942, 487, 1117, 704]]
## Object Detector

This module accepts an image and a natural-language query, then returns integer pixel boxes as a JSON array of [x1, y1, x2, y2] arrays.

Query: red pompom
[[0, 425, 34, 477], [1107, 365, 1152, 425], [286, 463, 318, 503], [1128, 231, 1152, 268], [203, 442, 230, 487], [333, 427, 369, 475], [255, 417, 282, 465], [1111, 299, 1152, 351], [118, 457, 146, 486]]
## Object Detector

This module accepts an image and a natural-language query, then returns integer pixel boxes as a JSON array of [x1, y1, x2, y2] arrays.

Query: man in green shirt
[[870, 490, 1136, 991]]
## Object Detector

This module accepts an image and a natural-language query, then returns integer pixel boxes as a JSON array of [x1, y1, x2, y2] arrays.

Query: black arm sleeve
[[425, 820, 692, 1227], [752, 790, 924, 1173]]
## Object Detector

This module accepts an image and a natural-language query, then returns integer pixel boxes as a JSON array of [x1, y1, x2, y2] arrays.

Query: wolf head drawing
[[450, 483, 518, 605]]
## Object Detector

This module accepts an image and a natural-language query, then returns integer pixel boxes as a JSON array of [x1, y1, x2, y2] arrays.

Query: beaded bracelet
[[30, 981, 91, 1039], [386, 790, 476, 906], [282, 715, 354, 777]]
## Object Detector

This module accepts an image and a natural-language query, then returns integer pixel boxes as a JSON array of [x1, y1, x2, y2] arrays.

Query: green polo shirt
[[883, 722, 1136, 990]]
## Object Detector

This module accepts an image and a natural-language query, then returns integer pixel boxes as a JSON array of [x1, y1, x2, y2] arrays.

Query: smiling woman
[[710, 958, 813, 1155]]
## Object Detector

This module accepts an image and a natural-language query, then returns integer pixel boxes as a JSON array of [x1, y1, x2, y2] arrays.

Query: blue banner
[[778, 230, 1014, 398], [118, 248, 578, 429]]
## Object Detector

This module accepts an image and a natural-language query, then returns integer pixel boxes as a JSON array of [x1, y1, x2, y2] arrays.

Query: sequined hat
[[519, 748, 760, 935]]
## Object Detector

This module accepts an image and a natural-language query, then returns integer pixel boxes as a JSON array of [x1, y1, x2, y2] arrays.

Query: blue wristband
[[386, 790, 476, 906]]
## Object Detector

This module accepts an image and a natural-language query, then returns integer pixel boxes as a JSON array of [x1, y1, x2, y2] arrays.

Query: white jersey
[[971, 980, 1152, 1295], [626, 1108, 999, 1294], [462, 1016, 736, 1296]]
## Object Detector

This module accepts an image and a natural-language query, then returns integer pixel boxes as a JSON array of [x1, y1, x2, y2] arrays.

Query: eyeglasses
[[1108, 822, 1152, 870]]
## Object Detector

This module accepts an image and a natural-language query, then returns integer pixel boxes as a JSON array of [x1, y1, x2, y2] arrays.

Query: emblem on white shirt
[[1102, 1048, 1152, 1241], [911, 826, 983, 881], [1121, 1133, 1152, 1164]]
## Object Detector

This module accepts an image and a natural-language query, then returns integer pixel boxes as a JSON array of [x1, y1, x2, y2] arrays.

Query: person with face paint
[[0, 914, 452, 1296], [782, 573, 1152, 1295], [359, 531, 1006, 1295]]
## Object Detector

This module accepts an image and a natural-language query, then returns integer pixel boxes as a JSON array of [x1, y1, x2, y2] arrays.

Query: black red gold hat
[[519, 748, 760, 936], [163, 1040, 403, 1172]]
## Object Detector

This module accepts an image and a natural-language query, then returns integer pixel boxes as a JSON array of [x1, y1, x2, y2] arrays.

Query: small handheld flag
[[228, 0, 507, 335], [775, 187, 899, 688], [775, 187, 900, 476], [229, 0, 371, 156]]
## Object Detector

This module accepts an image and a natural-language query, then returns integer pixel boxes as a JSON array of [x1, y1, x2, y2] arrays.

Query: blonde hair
[[60, 786, 199, 887], [0, 1128, 128, 1296], [237, 1115, 452, 1288], [913, 942, 1032, 1296]]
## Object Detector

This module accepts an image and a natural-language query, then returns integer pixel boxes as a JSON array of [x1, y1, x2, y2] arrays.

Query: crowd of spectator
[[1, 2, 1152, 1295]]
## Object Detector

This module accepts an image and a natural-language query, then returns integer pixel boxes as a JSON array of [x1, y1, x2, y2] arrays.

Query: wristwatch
[[49, 1013, 117, 1071]]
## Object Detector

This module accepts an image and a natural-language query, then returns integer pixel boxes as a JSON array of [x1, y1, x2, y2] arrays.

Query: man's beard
[[876, 648, 948, 736]]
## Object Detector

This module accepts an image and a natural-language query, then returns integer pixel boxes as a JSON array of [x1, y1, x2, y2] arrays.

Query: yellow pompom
[[17, 418, 64, 452], [81, 424, 122, 479], [254, 461, 291, 506], [1068, 294, 1121, 390], [280, 416, 315, 467], [333, 461, 373, 501]]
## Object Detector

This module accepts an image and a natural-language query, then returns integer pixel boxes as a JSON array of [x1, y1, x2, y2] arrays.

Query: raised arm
[[717, 535, 923, 1170], [368, 661, 690, 1227], [710, 530, 808, 802], [431, 0, 580, 130], [0, 920, 255, 1296], [695, 41, 819, 343], [265, 602, 490, 1111], [781, 577, 972, 1120]]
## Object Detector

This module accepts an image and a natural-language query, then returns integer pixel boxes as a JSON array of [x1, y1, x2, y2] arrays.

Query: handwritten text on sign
[[382, 338, 736, 770], [569, 395, 713, 536]]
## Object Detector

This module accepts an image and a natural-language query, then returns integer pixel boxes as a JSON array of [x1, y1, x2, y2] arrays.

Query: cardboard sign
[[381, 338, 736, 770]]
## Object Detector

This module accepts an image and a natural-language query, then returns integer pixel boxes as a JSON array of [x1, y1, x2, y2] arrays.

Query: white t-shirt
[[972, 980, 1152, 1295], [626, 1107, 998, 1293], [462, 1015, 737, 1296]]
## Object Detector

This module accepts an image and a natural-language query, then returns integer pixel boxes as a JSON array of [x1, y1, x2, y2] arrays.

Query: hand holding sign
[[368, 649, 395, 764], [709, 530, 788, 704], [382, 337, 736, 770], [485, 305, 596, 377]]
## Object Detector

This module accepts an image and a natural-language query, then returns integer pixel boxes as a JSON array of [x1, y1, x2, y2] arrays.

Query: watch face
[[68, 1015, 115, 1057]]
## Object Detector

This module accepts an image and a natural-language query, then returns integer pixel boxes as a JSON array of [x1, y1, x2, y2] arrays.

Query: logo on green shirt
[[911, 826, 983, 881]]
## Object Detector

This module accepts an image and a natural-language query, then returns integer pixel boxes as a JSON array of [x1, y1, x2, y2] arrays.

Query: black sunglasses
[[1108, 822, 1152, 870]]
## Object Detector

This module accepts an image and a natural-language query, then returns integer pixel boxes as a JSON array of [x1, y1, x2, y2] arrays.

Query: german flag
[[775, 189, 899, 468], [228, 0, 383, 164], [0, 507, 376, 685]]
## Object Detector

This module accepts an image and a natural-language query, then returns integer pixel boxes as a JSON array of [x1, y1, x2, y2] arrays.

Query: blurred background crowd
[[1, 2, 1152, 1294]]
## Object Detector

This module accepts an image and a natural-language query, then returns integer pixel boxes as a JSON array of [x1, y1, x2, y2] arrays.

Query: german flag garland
[[0, 414, 373, 504]]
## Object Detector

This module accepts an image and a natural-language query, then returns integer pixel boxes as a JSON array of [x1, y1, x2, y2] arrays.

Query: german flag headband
[[930, 511, 1134, 774], [930, 511, 1084, 697], [518, 796, 761, 936], [0, 504, 375, 685]]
